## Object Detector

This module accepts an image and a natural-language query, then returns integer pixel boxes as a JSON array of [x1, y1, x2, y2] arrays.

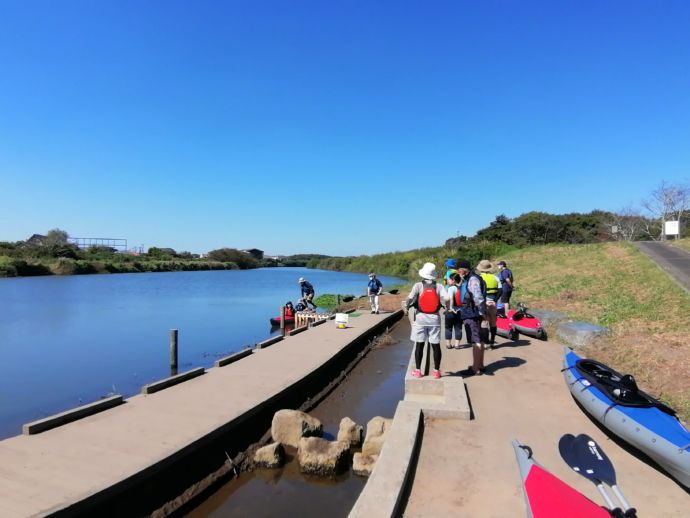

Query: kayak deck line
[[0, 310, 403, 517]]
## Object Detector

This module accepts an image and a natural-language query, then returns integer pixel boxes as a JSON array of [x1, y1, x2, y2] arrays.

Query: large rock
[[298, 437, 350, 476], [254, 442, 285, 469], [361, 416, 393, 457], [352, 452, 378, 477], [271, 409, 323, 448], [337, 417, 363, 448], [556, 320, 611, 349], [530, 310, 569, 329]]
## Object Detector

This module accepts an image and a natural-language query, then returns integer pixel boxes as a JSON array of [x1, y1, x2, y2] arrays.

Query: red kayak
[[270, 315, 295, 327], [496, 314, 519, 340], [509, 304, 546, 340], [512, 440, 610, 517]]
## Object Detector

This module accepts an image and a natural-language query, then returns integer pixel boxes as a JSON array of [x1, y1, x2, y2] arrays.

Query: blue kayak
[[562, 348, 690, 489]]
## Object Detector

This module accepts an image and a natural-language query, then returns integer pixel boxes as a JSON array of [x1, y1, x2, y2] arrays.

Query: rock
[[254, 442, 285, 469], [337, 417, 363, 448], [298, 437, 350, 476], [271, 409, 323, 448], [529, 310, 569, 329], [352, 452, 378, 477], [361, 416, 393, 457], [556, 320, 611, 349]]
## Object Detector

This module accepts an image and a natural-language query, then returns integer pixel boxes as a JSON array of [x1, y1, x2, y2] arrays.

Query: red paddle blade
[[524, 463, 610, 518]]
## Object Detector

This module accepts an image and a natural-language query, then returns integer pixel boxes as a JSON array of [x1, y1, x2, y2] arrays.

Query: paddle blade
[[573, 434, 617, 487]]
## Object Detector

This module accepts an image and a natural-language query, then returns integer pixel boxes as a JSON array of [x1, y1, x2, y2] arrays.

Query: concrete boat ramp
[[352, 321, 689, 517], [2, 309, 688, 517], [0, 310, 401, 517]]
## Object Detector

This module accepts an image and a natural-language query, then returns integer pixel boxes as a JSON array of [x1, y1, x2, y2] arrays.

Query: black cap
[[458, 259, 471, 270]]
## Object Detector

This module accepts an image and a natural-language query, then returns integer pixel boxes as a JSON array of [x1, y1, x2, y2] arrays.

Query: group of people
[[294, 273, 384, 314], [404, 259, 514, 379]]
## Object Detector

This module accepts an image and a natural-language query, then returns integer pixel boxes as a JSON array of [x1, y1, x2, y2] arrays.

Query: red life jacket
[[285, 306, 294, 317], [417, 281, 442, 314], [454, 287, 462, 307]]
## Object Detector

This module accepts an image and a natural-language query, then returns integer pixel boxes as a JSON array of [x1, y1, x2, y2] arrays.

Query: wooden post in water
[[280, 305, 285, 330], [170, 329, 178, 376]]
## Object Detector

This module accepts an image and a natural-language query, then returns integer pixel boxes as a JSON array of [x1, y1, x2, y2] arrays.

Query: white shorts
[[410, 324, 441, 344]]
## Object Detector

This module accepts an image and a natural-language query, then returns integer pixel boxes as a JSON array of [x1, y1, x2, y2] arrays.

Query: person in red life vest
[[404, 262, 448, 379], [283, 301, 295, 319], [444, 272, 463, 349], [456, 259, 487, 376]]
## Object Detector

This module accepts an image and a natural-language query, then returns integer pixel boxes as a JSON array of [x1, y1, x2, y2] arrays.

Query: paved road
[[635, 241, 690, 293]]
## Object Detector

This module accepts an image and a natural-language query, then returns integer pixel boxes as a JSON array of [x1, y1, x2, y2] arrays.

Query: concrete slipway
[[351, 322, 689, 517], [0, 310, 402, 517]]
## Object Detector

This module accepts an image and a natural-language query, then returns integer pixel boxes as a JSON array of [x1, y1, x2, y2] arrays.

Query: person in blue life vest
[[443, 258, 458, 286], [476, 259, 501, 347], [404, 262, 449, 379], [456, 259, 487, 376], [497, 261, 514, 311], [367, 272, 383, 314], [298, 277, 317, 310], [444, 272, 463, 349]]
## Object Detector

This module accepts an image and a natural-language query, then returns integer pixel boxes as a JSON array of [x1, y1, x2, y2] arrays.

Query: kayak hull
[[509, 310, 546, 340], [563, 348, 690, 488], [496, 315, 519, 340], [270, 316, 295, 327], [512, 440, 610, 517]]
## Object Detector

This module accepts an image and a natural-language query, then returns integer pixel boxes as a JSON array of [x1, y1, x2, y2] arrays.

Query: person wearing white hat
[[367, 273, 383, 314], [404, 262, 448, 379], [298, 277, 317, 310]]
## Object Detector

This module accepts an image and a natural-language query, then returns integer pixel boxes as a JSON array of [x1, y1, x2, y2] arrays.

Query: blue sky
[[1, 1, 688, 256]]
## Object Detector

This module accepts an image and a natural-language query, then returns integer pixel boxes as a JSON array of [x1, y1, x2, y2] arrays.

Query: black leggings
[[415, 341, 441, 371]]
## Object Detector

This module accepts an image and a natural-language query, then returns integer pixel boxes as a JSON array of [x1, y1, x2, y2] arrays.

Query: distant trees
[[457, 211, 610, 247], [206, 248, 259, 269], [642, 180, 690, 240]]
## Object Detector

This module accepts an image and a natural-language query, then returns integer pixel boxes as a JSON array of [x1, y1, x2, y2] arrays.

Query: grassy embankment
[[327, 241, 690, 422], [668, 237, 690, 253]]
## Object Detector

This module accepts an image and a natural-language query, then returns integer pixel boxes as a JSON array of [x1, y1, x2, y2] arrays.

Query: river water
[[0, 267, 404, 439]]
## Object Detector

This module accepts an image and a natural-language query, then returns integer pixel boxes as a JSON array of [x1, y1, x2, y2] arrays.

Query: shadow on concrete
[[571, 395, 690, 496], [491, 339, 532, 349], [395, 419, 425, 516]]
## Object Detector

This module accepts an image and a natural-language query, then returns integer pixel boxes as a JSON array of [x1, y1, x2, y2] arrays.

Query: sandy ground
[[399, 321, 690, 517]]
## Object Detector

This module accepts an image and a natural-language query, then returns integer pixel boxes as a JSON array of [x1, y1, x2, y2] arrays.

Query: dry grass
[[501, 242, 690, 422], [668, 238, 690, 253]]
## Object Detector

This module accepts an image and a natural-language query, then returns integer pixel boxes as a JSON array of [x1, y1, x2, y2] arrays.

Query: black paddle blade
[[572, 434, 617, 487], [559, 434, 603, 485]]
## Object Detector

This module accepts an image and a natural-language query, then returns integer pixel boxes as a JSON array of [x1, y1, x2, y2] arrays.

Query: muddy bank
[[187, 320, 412, 517]]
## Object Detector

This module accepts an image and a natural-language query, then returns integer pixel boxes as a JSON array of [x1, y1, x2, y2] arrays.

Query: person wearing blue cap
[[443, 258, 458, 286]]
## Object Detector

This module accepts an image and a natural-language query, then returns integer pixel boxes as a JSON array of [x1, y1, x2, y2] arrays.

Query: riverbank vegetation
[[0, 230, 330, 278]]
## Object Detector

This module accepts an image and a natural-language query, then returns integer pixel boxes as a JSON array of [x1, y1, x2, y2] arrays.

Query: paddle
[[558, 434, 622, 516], [572, 434, 636, 517]]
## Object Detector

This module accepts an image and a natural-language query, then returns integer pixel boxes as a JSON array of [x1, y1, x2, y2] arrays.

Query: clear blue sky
[[1, 1, 688, 256]]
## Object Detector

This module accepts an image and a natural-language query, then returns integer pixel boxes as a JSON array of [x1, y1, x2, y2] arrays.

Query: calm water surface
[[0, 267, 404, 439]]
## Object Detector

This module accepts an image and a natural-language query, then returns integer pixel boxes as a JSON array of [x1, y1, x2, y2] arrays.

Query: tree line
[[0, 230, 326, 277]]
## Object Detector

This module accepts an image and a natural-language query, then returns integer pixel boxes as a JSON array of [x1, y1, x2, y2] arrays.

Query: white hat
[[418, 262, 437, 280], [298, 277, 305, 283]]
